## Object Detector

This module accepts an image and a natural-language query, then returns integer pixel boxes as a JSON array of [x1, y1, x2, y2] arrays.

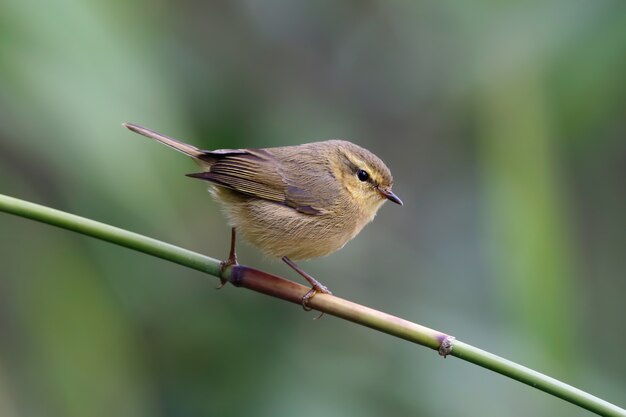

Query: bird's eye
[[357, 169, 369, 182]]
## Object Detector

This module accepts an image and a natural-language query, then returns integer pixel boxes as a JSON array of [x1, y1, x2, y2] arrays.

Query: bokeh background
[[1, 1, 625, 416]]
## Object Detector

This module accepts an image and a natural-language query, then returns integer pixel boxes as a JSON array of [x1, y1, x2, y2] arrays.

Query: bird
[[123, 122, 402, 308]]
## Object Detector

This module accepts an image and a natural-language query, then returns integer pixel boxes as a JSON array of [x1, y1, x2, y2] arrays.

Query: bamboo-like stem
[[0, 193, 624, 417]]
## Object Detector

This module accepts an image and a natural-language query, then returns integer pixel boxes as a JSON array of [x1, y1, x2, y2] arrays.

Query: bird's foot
[[218, 228, 239, 289], [218, 255, 238, 289], [281, 256, 332, 317], [301, 284, 332, 311]]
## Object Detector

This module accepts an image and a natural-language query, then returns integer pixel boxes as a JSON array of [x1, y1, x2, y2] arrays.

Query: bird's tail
[[123, 122, 204, 158]]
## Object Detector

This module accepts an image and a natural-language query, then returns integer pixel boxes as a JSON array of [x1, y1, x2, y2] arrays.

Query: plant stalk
[[1, 193, 624, 417]]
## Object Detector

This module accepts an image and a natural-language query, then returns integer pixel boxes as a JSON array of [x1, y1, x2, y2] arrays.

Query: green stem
[[1, 193, 624, 417], [0, 194, 222, 277]]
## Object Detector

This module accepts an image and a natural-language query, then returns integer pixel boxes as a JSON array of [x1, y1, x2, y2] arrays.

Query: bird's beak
[[379, 187, 403, 205]]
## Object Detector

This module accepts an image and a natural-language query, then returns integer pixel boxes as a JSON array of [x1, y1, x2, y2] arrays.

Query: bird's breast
[[212, 188, 368, 260]]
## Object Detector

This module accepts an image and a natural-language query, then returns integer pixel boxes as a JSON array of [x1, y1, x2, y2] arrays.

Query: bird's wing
[[187, 149, 327, 215]]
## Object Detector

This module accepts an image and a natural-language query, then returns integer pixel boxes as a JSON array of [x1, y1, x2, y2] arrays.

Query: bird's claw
[[218, 255, 238, 290], [301, 285, 332, 311]]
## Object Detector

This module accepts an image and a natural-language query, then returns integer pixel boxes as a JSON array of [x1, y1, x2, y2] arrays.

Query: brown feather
[[188, 147, 330, 215]]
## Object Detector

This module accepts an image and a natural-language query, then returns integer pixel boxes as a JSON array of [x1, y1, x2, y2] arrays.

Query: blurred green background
[[1, 1, 625, 416]]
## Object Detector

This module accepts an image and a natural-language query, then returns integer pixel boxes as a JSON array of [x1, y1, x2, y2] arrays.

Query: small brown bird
[[123, 123, 402, 307]]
